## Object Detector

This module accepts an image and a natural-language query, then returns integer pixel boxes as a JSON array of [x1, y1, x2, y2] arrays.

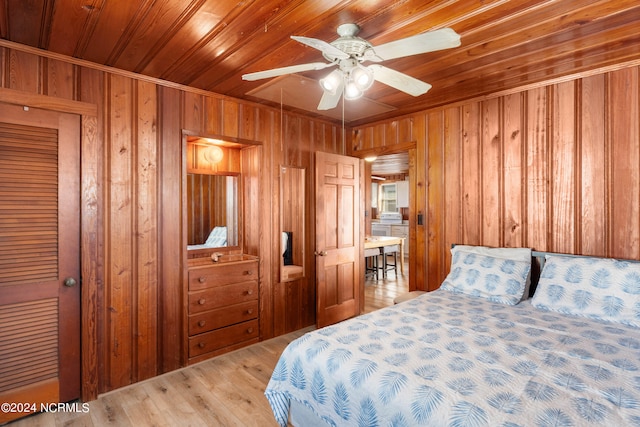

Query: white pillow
[[441, 248, 531, 305], [531, 254, 640, 327], [281, 232, 288, 256], [205, 226, 227, 247], [452, 245, 533, 299]]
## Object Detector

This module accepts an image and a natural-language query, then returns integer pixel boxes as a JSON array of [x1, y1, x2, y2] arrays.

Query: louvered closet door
[[0, 103, 80, 424]]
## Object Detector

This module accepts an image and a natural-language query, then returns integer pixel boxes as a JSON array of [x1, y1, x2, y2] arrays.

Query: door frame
[[0, 88, 100, 401]]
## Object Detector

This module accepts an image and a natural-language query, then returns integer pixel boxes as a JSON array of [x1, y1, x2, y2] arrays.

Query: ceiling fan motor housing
[[323, 23, 372, 63]]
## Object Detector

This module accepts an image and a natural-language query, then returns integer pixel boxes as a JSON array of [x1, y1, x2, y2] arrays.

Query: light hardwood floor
[[364, 257, 409, 313], [7, 266, 408, 427]]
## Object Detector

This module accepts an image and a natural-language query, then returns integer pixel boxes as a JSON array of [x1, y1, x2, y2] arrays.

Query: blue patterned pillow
[[441, 251, 531, 305], [532, 255, 640, 327], [452, 245, 532, 300]]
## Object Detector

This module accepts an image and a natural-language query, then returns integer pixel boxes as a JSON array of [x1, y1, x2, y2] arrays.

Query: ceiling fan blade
[[369, 64, 431, 96], [317, 80, 344, 110], [368, 28, 461, 62], [291, 36, 349, 60], [242, 62, 333, 81]]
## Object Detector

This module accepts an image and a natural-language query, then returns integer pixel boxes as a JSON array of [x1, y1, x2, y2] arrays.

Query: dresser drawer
[[188, 300, 258, 335], [188, 261, 258, 291], [188, 319, 259, 358], [188, 280, 258, 313]]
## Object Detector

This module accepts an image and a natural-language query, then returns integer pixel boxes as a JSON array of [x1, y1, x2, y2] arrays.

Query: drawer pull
[[246, 289, 253, 296], [198, 276, 206, 283], [198, 320, 206, 327], [198, 298, 206, 305], [244, 270, 253, 275], [247, 309, 253, 315], [247, 327, 254, 334], [198, 342, 206, 349]]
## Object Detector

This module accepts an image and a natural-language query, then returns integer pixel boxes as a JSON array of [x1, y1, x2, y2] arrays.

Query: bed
[[264, 245, 640, 426]]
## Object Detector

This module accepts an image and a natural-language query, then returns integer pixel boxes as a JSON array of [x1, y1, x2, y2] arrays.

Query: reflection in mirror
[[186, 174, 238, 249], [280, 166, 305, 282]]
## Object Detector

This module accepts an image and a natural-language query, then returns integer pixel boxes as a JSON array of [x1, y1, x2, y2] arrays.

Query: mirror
[[185, 135, 242, 255], [280, 166, 305, 282], [186, 174, 239, 248]]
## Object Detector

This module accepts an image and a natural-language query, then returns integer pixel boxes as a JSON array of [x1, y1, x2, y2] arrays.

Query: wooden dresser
[[186, 254, 259, 364]]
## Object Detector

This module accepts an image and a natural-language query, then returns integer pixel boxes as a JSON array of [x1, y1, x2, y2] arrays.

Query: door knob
[[314, 250, 327, 256], [63, 277, 77, 287]]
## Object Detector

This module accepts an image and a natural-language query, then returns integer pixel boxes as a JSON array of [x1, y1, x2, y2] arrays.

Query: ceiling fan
[[242, 24, 461, 110]]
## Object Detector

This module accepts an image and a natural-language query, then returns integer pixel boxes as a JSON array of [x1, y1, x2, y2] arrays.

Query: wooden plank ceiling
[[1, 0, 639, 126]]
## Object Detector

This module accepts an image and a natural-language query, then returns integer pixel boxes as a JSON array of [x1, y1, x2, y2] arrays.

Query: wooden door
[[315, 152, 361, 328], [0, 103, 80, 423]]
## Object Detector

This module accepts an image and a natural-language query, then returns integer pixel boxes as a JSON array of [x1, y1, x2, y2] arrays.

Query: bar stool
[[382, 244, 399, 278], [364, 247, 381, 280]]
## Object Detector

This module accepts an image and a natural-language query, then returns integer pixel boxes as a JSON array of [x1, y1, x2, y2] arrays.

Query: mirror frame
[[280, 165, 306, 282], [183, 131, 244, 259]]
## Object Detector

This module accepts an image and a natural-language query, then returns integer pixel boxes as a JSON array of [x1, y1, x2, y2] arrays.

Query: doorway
[[364, 150, 413, 311], [0, 103, 81, 423]]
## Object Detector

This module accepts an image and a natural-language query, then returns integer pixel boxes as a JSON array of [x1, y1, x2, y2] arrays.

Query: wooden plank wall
[[352, 67, 640, 292], [271, 115, 340, 335], [0, 44, 343, 398]]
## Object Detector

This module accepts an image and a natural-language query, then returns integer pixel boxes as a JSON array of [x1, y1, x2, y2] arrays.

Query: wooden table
[[364, 235, 405, 275]]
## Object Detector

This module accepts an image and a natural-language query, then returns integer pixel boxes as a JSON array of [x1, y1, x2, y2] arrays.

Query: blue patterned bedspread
[[264, 290, 640, 426]]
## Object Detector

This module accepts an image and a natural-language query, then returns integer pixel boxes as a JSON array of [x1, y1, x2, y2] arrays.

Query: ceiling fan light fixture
[[344, 80, 363, 100], [352, 66, 374, 91], [319, 70, 342, 94], [242, 24, 462, 112]]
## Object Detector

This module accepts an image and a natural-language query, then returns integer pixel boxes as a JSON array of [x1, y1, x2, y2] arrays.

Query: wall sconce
[[204, 145, 223, 164]]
